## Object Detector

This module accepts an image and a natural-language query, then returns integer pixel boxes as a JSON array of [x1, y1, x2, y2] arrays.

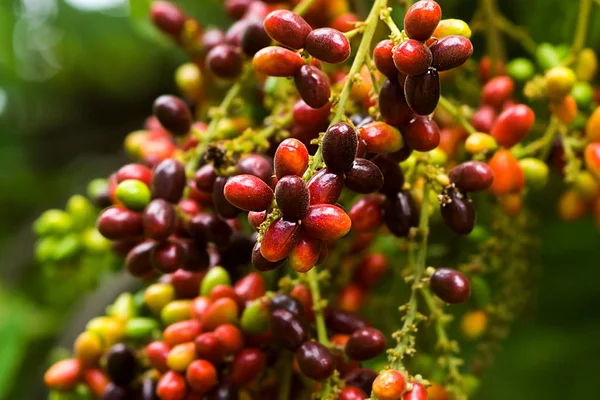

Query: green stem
[[307, 268, 329, 346], [481, 0, 504, 74], [278, 353, 292, 400], [389, 183, 431, 370], [292, 0, 319, 16], [571, 0, 593, 56], [512, 116, 559, 159], [437, 96, 477, 135]]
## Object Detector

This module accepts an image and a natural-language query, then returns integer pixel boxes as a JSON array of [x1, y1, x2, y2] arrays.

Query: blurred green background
[[0, 0, 599, 399]]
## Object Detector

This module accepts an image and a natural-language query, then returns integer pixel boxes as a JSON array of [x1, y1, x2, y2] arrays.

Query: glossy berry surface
[[430, 268, 471, 303], [404, 0, 442, 41], [305, 28, 351, 64], [263, 10, 312, 50], [344, 328, 386, 361], [294, 65, 331, 109], [295, 341, 336, 380], [449, 161, 494, 192], [275, 175, 310, 220], [429, 35, 473, 71], [372, 370, 407, 400], [152, 95, 192, 136], [322, 123, 358, 173], [393, 40, 433, 76], [441, 187, 476, 235], [404, 69, 440, 115]]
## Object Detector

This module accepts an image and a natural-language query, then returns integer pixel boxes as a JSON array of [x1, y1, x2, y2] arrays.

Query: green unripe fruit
[[433, 19, 472, 39], [125, 317, 159, 339], [519, 158, 549, 189], [536, 43, 561, 70], [200, 266, 231, 297], [87, 178, 109, 204], [506, 58, 535, 82], [115, 179, 151, 211], [108, 292, 137, 320], [573, 171, 599, 201], [175, 62, 203, 99], [545, 66, 576, 101], [34, 209, 73, 237], [161, 300, 192, 326], [144, 283, 176, 315], [53, 233, 82, 261], [571, 82, 594, 109], [462, 374, 481, 396], [81, 228, 111, 253], [35, 237, 61, 263], [240, 298, 270, 335], [576, 48, 598, 82], [427, 148, 448, 166], [66, 195, 96, 230]]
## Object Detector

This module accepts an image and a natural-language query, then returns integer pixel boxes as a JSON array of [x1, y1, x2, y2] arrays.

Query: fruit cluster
[[37, 0, 600, 399]]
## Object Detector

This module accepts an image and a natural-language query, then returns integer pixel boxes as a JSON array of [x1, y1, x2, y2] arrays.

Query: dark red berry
[[125, 240, 155, 278], [430, 35, 473, 72], [296, 342, 336, 380], [440, 187, 475, 235], [106, 344, 138, 387], [344, 368, 378, 396], [449, 161, 494, 192], [371, 155, 405, 195], [345, 159, 384, 194], [271, 309, 310, 351], [373, 40, 397, 78], [150, 1, 186, 37], [275, 175, 310, 220], [307, 168, 344, 205], [189, 213, 232, 248], [402, 116, 440, 152], [379, 79, 414, 127], [339, 386, 367, 400], [202, 28, 226, 52], [143, 199, 176, 241], [404, 69, 440, 115], [252, 241, 284, 271], [224, 174, 274, 212], [236, 154, 273, 185], [229, 348, 266, 387], [404, 0, 442, 41], [225, 19, 249, 46], [98, 207, 144, 240], [157, 371, 186, 400], [206, 382, 238, 400], [326, 310, 368, 334], [116, 164, 152, 186], [302, 204, 352, 240], [206, 44, 243, 79], [293, 100, 331, 129], [152, 159, 186, 203], [383, 190, 419, 237], [213, 177, 241, 219], [322, 123, 358, 173], [344, 328, 386, 361], [430, 268, 471, 304], [151, 240, 186, 273], [349, 194, 384, 232], [393, 40, 433, 76], [294, 65, 331, 109], [195, 164, 217, 192], [263, 10, 312, 50], [194, 332, 225, 365], [152, 95, 191, 136], [103, 384, 134, 399], [260, 218, 300, 262], [241, 19, 271, 56], [224, 0, 253, 20], [471, 105, 497, 133], [305, 28, 350, 64]]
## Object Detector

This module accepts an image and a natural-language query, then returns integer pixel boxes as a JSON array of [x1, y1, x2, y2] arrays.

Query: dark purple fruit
[[404, 69, 440, 115], [151, 240, 187, 273], [345, 159, 384, 194], [325, 310, 368, 334], [296, 342, 336, 380], [106, 344, 138, 387], [213, 177, 241, 219], [152, 159, 186, 203], [430, 35, 473, 72], [371, 155, 405, 195], [275, 175, 310, 220], [294, 65, 331, 109], [402, 116, 440, 152], [307, 168, 345, 205], [344, 368, 378, 395], [236, 154, 273, 185], [322, 123, 358, 173], [440, 187, 475, 235], [125, 240, 155, 278], [195, 163, 217, 192], [269, 294, 306, 318], [241, 19, 271, 56], [152, 95, 192, 136], [430, 268, 471, 304], [143, 199, 177, 241], [206, 44, 243, 79], [252, 241, 284, 271], [378, 78, 414, 126], [383, 190, 419, 237], [98, 207, 144, 240], [189, 213, 232, 248], [344, 328, 386, 361], [271, 309, 310, 351], [102, 383, 134, 399], [449, 161, 494, 192]]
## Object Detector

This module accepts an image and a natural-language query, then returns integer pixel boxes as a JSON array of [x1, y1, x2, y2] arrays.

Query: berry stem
[[293, 0, 319, 15], [278, 353, 293, 400], [480, 0, 504, 74], [571, 0, 593, 57], [307, 267, 330, 346], [494, 14, 538, 57], [512, 116, 559, 159], [437, 96, 478, 135]]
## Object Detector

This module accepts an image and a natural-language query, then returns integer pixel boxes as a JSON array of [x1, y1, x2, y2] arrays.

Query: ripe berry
[[236, 154, 273, 185], [152, 158, 186, 203], [449, 161, 494, 192], [488, 149, 525, 195], [224, 0, 253, 20], [402, 116, 440, 152], [143, 199, 177, 241], [117, 163, 152, 186], [44, 359, 81, 391], [405, 69, 440, 115], [404, 0, 442, 41], [344, 328, 386, 361], [253, 46, 304, 77], [186, 359, 218, 393], [263, 10, 312, 50], [150, 1, 186, 38], [275, 175, 310, 220], [373, 40, 397, 78], [372, 154, 405, 194], [322, 123, 358, 173], [274, 138, 309, 179], [224, 174, 274, 212], [229, 348, 266, 387], [206, 44, 243, 79], [157, 371, 186, 400], [441, 187, 476, 235], [206, 382, 238, 400], [471, 105, 497, 133], [305, 28, 351, 64], [339, 386, 367, 400], [302, 204, 352, 240], [293, 100, 331, 129], [152, 95, 192, 136], [393, 40, 433, 76], [345, 159, 384, 194], [349, 194, 384, 232], [358, 122, 404, 154], [307, 168, 345, 204], [295, 65, 331, 109], [260, 218, 300, 262], [213, 177, 241, 219], [106, 343, 138, 387], [372, 370, 407, 400], [379, 79, 414, 126], [344, 368, 378, 395], [482, 76, 515, 109], [289, 231, 321, 273], [491, 104, 535, 148], [296, 342, 336, 380], [252, 241, 284, 271], [403, 382, 428, 400], [383, 190, 419, 237], [98, 207, 144, 240], [202, 28, 226, 52], [241, 19, 271, 56], [429, 35, 473, 71], [430, 268, 471, 304], [271, 308, 310, 350], [152, 240, 186, 273]]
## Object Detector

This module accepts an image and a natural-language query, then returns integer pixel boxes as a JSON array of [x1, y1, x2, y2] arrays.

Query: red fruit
[[83, 369, 109, 398], [194, 333, 225, 365], [117, 163, 153, 186], [345, 328, 386, 361], [296, 342, 336, 380], [44, 359, 81, 391], [144, 199, 177, 241], [404, 69, 440, 115], [393, 40, 433, 76], [338, 283, 365, 313], [146, 341, 170, 372], [229, 348, 267, 387], [307, 168, 345, 205], [404, 0, 442, 41], [206, 44, 243, 79], [441, 187, 476, 235], [470, 105, 497, 133], [260, 218, 300, 262], [263, 10, 312, 50], [358, 122, 403, 153], [488, 149, 525, 195], [429, 35, 473, 71], [152, 241, 186, 273], [201, 297, 239, 330], [449, 161, 494, 192], [482, 76, 515, 109], [224, 174, 274, 212], [402, 116, 440, 152], [152, 158, 187, 203], [293, 100, 331, 129], [322, 123, 359, 173], [430, 268, 471, 304], [224, 0, 253, 20], [354, 253, 388, 290], [233, 272, 265, 302], [373, 40, 397, 77], [585, 143, 600, 178], [379, 78, 414, 126], [479, 56, 505, 82], [236, 154, 274, 184], [373, 370, 407, 400], [275, 175, 310, 220], [295, 65, 331, 109], [289, 231, 321, 273], [98, 207, 144, 240], [491, 104, 535, 148], [247, 211, 266, 231], [345, 159, 384, 194], [163, 320, 203, 347], [274, 138, 309, 179], [150, 1, 186, 37], [339, 386, 367, 400], [253, 46, 304, 77], [252, 241, 284, 271], [349, 195, 384, 232], [331, 13, 359, 33], [157, 371, 187, 400], [186, 360, 218, 393], [305, 28, 351, 64], [403, 382, 428, 400], [302, 204, 352, 240]]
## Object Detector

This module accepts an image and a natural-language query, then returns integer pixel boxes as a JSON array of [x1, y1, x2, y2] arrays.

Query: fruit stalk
[[571, 0, 593, 57], [438, 95, 477, 135], [307, 267, 329, 346]]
